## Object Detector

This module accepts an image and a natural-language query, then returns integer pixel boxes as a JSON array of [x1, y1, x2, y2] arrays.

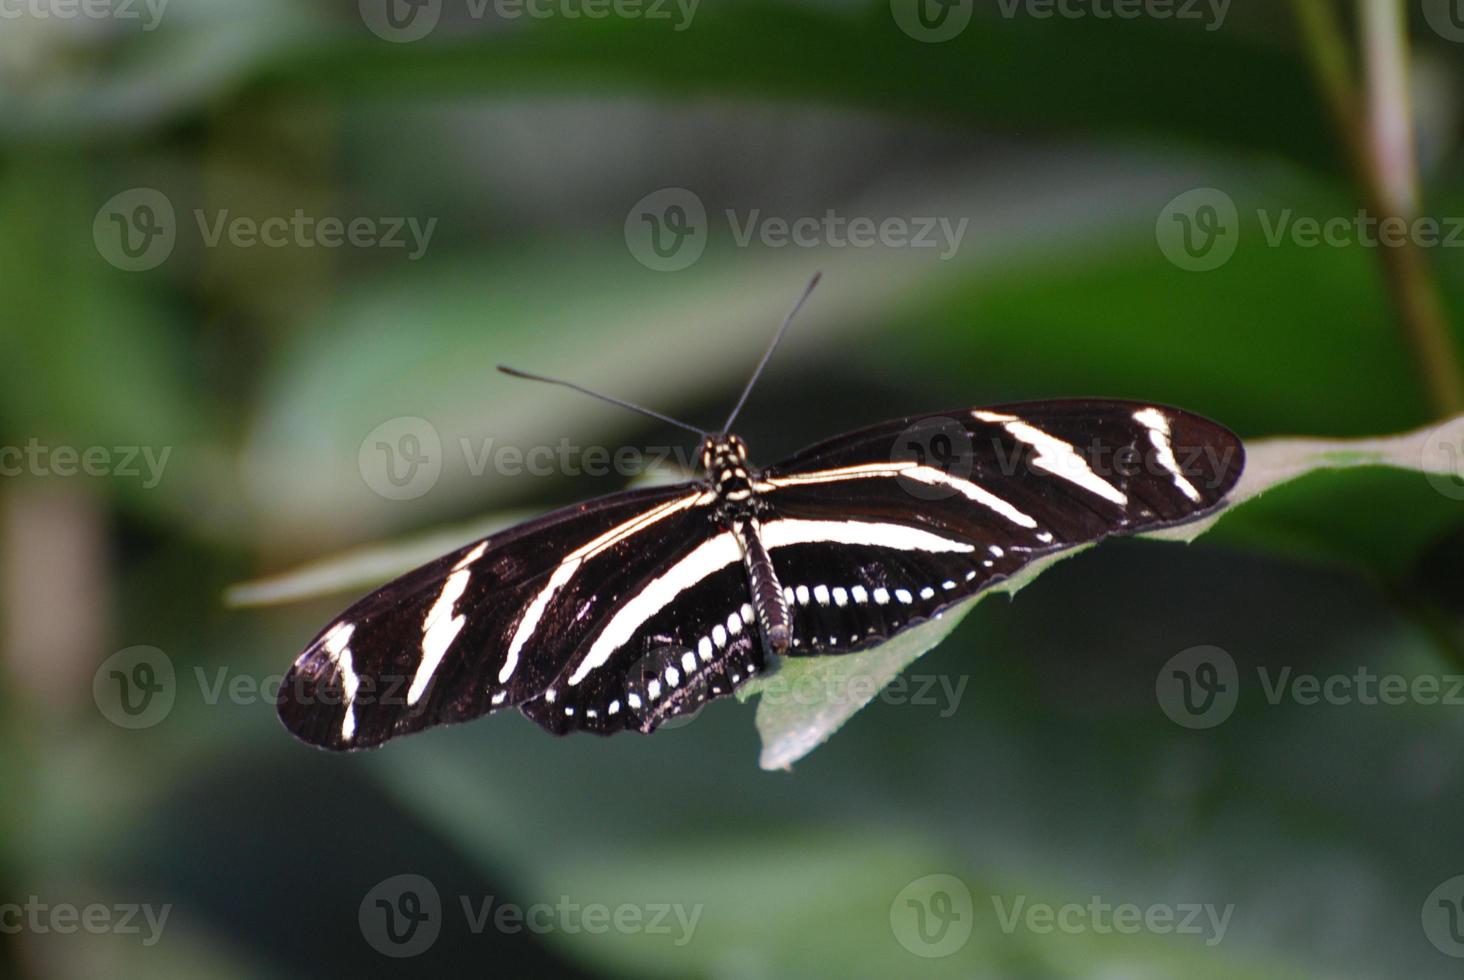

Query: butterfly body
[[699, 433, 793, 653], [277, 400, 1243, 751]]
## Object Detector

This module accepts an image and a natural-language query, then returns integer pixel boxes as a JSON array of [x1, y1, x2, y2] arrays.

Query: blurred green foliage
[[3, 2, 1464, 978]]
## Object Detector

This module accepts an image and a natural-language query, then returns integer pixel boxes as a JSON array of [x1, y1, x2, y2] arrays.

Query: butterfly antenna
[[496, 366, 708, 438], [721, 271, 821, 435]]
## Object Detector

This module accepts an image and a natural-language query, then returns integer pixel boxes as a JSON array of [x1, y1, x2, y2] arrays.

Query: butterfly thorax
[[701, 434, 756, 508]]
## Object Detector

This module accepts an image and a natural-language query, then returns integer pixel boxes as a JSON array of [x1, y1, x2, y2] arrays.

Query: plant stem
[[1292, 0, 1464, 416], [1361, 0, 1416, 215]]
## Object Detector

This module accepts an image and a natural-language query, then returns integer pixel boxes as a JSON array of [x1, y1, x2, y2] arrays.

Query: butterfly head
[[701, 434, 753, 499]]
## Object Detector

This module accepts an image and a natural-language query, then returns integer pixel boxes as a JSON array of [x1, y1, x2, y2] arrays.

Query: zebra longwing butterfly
[[277, 280, 1244, 751]]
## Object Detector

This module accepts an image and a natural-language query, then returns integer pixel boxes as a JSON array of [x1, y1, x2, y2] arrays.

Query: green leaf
[[261, 5, 1336, 174], [223, 511, 535, 607], [0, 0, 322, 140]]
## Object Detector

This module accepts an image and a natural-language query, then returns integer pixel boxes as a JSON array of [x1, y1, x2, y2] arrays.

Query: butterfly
[[276, 276, 1244, 750]]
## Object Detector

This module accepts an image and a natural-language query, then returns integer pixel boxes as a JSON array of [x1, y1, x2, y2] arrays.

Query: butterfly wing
[[752, 400, 1243, 656], [277, 482, 717, 750], [517, 554, 768, 737], [280, 399, 1244, 748]]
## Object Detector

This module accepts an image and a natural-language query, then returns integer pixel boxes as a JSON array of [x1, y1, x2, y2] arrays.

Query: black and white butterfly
[[277, 278, 1244, 750]]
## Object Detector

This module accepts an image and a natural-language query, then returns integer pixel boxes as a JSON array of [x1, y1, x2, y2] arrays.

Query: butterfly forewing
[[752, 401, 1243, 656], [765, 401, 1241, 532], [277, 482, 711, 749]]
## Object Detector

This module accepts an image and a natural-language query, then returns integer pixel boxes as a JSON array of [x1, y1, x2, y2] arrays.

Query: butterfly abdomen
[[733, 518, 792, 652]]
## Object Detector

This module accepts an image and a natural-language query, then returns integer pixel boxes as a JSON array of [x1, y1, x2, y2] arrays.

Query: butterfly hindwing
[[519, 556, 766, 736], [753, 515, 991, 657]]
